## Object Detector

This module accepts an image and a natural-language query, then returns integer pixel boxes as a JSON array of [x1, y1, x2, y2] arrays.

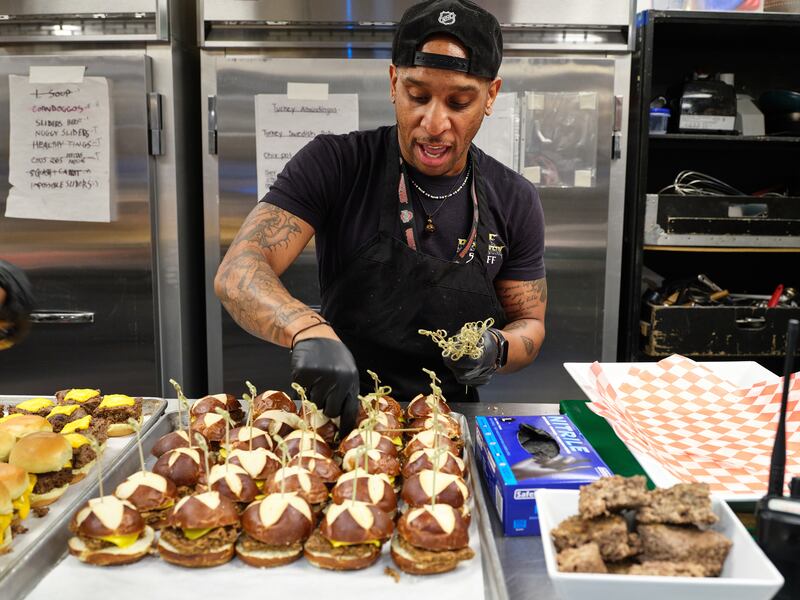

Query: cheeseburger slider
[[358, 412, 402, 447], [341, 448, 401, 479], [228, 447, 281, 485], [153, 447, 206, 494], [304, 501, 393, 571], [150, 430, 196, 458], [0, 463, 35, 525], [56, 388, 102, 412], [252, 410, 303, 438], [282, 429, 333, 459], [332, 470, 397, 517], [236, 493, 314, 567], [401, 471, 470, 514], [301, 409, 338, 446], [93, 394, 142, 437], [356, 393, 404, 424], [0, 430, 13, 462], [45, 404, 90, 433], [60, 414, 110, 449], [406, 393, 451, 421], [9, 398, 55, 418], [409, 412, 462, 441], [0, 414, 52, 439], [190, 413, 227, 446], [264, 466, 328, 509], [338, 429, 398, 458], [0, 483, 14, 554], [9, 432, 72, 507], [288, 451, 343, 485], [391, 504, 474, 575], [157, 491, 240, 568], [190, 394, 244, 424], [68, 496, 154, 565], [404, 429, 460, 459], [252, 390, 296, 415], [208, 464, 259, 507], [115, 471, 177, 529], [63, 433, 97, 483], [221, 426, 273, 454], [402, 448, 466, 480]]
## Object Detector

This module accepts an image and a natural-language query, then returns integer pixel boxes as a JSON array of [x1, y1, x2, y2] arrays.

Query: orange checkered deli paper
[[587, 355, 800, 495]]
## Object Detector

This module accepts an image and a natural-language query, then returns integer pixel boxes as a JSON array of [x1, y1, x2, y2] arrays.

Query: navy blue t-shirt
[[263, 125, 545, 292]]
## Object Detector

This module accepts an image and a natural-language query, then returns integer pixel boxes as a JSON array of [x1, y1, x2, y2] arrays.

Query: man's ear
[[485, 77, 502, 115], [389, 64, 398, 103]]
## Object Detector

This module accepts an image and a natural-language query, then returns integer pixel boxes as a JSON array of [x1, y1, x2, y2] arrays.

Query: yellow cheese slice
[[47, 404, 82, 418], [182, 527, 212, 540], [63, 433, 91, 449], [0, 513, 13, 534], [64, 389, 100, 403], [98, 532, 139, 548], [12, 492, 30, 521], [330, 539, 381, 548], [61, 415, 92, 434], [15, 398, 55, 412], [97, 394, 135, 409]]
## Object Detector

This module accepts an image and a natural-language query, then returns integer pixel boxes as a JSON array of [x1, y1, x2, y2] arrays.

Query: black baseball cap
[[392, 0, 503, 80]]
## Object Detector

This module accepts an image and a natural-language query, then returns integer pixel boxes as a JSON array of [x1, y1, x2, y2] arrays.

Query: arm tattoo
[[496, 278, 547, 321], [216, 204, 313, 345], [521, 335, 535, 356]]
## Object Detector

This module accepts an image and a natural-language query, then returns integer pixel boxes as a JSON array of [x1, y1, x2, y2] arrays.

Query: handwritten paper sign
[[254, 94, 359, 200], [5, 74, 112, 222], [473, 93, 518, 171]]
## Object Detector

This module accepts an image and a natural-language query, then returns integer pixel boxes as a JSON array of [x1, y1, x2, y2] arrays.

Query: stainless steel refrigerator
[[200, 0, 634, 402], [0, 0, 205, 396]]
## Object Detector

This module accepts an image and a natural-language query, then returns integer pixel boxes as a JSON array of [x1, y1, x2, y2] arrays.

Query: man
[[0, 260, 34, 350], [215, 0, 546, 431]]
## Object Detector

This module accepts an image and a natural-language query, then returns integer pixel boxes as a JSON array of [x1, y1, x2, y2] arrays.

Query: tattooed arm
[[493, 278, 547, 372], [214, 203, 339, 348]]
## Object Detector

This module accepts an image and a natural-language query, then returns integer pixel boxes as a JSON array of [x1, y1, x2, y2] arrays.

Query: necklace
[[409, 167, 471, 234]]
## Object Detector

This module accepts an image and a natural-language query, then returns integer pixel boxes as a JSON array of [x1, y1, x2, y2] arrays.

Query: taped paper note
[[254, 93, 358, 199], [574, 169, 593, 188], [5, 75, 112, 222], [29, 66, 85, 84], [286, 82, 329, 101], [473, 93, 518, 171], [523, 166, 541, 184]]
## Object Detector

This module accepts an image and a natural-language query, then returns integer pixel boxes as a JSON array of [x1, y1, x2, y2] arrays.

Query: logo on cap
[[438, 11, 456, 26]]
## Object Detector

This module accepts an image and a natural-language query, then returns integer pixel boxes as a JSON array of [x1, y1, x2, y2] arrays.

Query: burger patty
[[141, 505, 172, 528], [9, 406, 51, 417], [72, 444, 97, 469], [304, 529, 376, 559], [394, 533, 475, 565], [33, 468, 72, 494], [89, 418, 110, 444], [79, 535, 119, 551], [95, 403, 141, 424], [160, 525, 238, 553], [239, 533, 302, 553]]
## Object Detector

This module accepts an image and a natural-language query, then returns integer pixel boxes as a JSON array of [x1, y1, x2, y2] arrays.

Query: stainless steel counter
[[454, 402, 561, 600]]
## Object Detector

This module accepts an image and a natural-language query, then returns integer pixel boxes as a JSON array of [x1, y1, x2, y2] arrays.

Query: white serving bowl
[[536, 489, 784, 600]]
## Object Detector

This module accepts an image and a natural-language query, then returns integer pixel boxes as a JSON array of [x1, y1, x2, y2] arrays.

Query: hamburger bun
[[265, 467, 328, 505], [0, 430, 14, 462], [0, 483, 13, 554], [402, 448, 466, 479], [190, 413, 226, 442], [356, 394, 404, 424], [282, 430, 333, 459], [157, 540, 234, 568], [409, 413, 462, 439], [331, 471, 397, 516], [303, 528, 380, 570], [9, 432, 71, 473], [115, 471, 177, 512], [401, 471, 470, 509], [403, 429, 460, 459], [223, 426, 272, 452], [0, 463, 28, 500], [150, 430, 192, 458], [208, 464, 259, 503], [252, 390, 296, 415], [190, 394, 243, 423], [288, 452, 342, 485], [252, 410, 303, 438], [152, 448, 205, 488], [301, 409, 338, 446], [228, 447, 281, 480], [0, 415, 52, 439], [237, 493, 314, 564], [391, 504, 474, 574], [406, 393, 451, 420], [106, 421, 139, 438], [169, 491, 239, 530], [31, 485, 70, 507], [338, 430, 398, 458], [341, 447, 400, 478], [358, 411, 403, 444]]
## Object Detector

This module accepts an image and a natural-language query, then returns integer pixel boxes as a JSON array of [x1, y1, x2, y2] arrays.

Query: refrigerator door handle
[[29, 311, 95, 324]]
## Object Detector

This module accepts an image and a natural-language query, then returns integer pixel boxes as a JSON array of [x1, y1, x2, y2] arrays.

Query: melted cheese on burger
[[47, 404, 82, 418], [12, 475, 35, 520], [61, 415, 92, 434], [15, 398, 55, 413], [63, 433, 91, 449], [64, 389, 100, 403], [97, 394, 135, 409]]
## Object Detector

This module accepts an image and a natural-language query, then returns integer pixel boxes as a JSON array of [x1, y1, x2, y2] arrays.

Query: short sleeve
[[497, 182, 546, 281], [261, 135, 344, 231]]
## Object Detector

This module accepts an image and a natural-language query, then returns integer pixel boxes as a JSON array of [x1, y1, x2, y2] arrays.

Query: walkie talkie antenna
[[768, 318, 799, 497]]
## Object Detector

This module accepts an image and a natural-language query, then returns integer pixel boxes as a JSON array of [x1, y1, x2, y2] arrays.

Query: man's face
[[390, 36, 501, 177]]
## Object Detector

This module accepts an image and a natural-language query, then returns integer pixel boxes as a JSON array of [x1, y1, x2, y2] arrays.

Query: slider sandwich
[[157, 491, 240, 568], [357, 412, 402, 447], [115, 471, 178, 529], [0, 414, 52, 439], [228, 447, 281, 488], [151, 430, 195, 458], [264, 466, 328, 511], [46, 404, 90, 433], [282, 429, 333, 459], [8, 398, 55, 418], [68, 496, 154, 566], [9, 432, 72, 507], [288, 451, 343, 486], [0, 463, 35, 526], [301, 410, 338, 446], [94, 394, 142, 437], [332, 470, 397, 517], [236, 493, 314, 567], [221, 426, 273, 454], [252, 410, 303, 438], [208, 464, 259, 508], [338, 429, 398, 458], [304, 501, 393, 571], [0, 430, 14, 462], [409, 412, 462, 441], [402, 448, 466, 479], [56, 388, 102, 413], [60, 414, 109, 449], [406, 393, 451, 421], [252, 390, 297, 415], [404, 429, 460, 459], [0, 483, 14, 554], [401, 471, 470, 516], [356, 394, 404, 424], [153, 447, 206, 495], [190, 394, 244, 424], [190, 413, 226, 448], [341, 448, 401, 480], [63, 433, 97, 483], [391, 504, 474, 575]]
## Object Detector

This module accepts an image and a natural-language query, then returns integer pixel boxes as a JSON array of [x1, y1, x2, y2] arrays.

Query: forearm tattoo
[[496, 278, 547, 321], [216, 204, 313, 345]]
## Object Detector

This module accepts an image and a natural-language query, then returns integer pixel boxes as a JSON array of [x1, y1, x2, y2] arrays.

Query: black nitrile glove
[[290, 338, 360, 434], [443, 328, 502, 386], [0, 260, 34, 350]]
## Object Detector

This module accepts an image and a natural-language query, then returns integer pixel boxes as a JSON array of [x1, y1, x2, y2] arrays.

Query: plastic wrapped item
[[649, 108, 671, 134]]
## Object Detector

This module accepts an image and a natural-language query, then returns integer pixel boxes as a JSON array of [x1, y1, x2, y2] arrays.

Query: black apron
[[321, 128, 506, 403]]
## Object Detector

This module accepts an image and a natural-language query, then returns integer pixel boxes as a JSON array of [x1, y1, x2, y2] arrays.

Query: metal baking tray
[[0, 395, 166, 600], [26, 409, 509, 600]]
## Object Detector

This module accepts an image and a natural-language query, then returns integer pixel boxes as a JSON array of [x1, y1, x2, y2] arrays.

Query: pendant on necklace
[[425, 217, 436, 234]]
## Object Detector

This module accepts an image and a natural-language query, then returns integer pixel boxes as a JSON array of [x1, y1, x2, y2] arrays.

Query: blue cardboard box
[[475, 414, 612, 536]]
